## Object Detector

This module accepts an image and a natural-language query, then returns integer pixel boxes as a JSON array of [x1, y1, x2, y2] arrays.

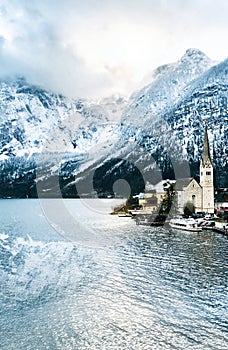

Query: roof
[[148, 180, 176, 193], [201, 125, 212, 166], [175, 177, 194, 191]]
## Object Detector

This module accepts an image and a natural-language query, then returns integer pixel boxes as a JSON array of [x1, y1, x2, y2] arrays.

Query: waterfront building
[[139, 181, 170, 212], [176, 126, 214, 214], [139, 126, 215, 215]]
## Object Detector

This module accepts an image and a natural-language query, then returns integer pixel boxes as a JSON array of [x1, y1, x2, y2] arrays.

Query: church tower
[[200, 126, 214, 213]]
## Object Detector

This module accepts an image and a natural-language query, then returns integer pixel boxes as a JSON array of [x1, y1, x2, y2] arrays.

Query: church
[[176, 126, 214, 214]]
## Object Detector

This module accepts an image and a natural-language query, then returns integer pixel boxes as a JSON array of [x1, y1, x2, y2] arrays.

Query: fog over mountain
[[0, 49, 227, 198]]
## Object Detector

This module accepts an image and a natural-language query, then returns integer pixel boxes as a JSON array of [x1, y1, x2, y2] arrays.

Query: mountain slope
[[87, 52, 228, 192], [0, 78, 126, 197], [0, 49, 227, 198], [122, 49, 214, 126]]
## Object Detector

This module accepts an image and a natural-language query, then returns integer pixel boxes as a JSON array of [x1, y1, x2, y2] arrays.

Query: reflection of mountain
[[0, 49, 227, 197]]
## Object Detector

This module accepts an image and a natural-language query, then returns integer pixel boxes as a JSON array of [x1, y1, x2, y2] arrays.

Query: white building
[[176, 126, 214, 214], [200, 126, 214, 213], [176, 178, 202, 213]]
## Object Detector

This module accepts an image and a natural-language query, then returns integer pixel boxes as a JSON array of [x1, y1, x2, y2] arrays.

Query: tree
[[126, 194, 139, 210], [184, 201, 195, 216], [162, 181, 176, 214]]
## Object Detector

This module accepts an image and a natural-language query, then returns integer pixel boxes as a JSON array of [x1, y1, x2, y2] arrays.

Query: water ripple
[[0, 202, 228, 349]]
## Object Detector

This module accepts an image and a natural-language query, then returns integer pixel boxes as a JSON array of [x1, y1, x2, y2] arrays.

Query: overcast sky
[[0, 0, 227, 99]]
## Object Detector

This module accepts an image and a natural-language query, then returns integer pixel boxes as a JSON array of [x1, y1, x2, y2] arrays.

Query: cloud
[[0, 0, 227, 98], [0, 0, 114, 98]]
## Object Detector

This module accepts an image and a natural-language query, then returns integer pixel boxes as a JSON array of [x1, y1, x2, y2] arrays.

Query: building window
[[192, 195, 196, 204], [201, 172, 203, 176], [206, 171, 211, 175]]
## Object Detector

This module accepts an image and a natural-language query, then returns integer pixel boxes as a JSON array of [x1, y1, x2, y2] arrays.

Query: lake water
[[0, 199, 228, 350]]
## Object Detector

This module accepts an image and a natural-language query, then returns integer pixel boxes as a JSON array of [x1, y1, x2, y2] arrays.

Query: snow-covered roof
[[147, 179, 176, 193]]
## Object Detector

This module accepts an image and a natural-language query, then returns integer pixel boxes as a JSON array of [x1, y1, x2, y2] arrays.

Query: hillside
[[0, 49, 227, 198]]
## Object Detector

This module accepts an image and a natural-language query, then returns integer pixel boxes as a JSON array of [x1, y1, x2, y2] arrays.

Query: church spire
[[200, 124, 214, 214], [201, 125, 211, 166]]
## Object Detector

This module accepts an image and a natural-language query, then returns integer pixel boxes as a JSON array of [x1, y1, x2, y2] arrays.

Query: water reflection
[[0, 200, 228, 349]]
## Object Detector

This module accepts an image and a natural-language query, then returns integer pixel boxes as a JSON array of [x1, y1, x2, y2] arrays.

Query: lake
[[0, 199, 228, 349]]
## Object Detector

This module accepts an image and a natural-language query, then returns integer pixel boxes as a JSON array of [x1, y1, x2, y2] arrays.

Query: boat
[[201, 221, 215, 230], [169, 218, 202, 232]]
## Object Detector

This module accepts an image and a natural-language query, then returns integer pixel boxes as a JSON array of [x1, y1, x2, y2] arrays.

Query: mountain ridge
[[0, 49, 227, 198]]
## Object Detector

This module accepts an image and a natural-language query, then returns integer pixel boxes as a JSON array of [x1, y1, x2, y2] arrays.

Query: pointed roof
[[201, 125, 212, 165], [175, 178, 193, 191]]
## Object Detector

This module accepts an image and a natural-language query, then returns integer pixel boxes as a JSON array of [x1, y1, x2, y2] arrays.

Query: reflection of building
[[176, 126, 214, 214]]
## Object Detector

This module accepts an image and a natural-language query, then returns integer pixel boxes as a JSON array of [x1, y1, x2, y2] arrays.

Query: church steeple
[[200, 124, 214, 213], [201, 125, 212, 166]]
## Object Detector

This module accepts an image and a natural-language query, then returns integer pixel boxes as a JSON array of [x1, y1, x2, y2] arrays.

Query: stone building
[[176, 126, 214, 214], [176, 178, 202, 213]]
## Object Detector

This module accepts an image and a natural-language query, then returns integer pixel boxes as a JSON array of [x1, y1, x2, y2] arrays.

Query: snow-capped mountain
[[0, 49, 227, 198], [122, 49, 214, 126], [0, 77, 127, 159], [0, 77, 127, 197], [105, 49, 227, 191], [163, 58, 228, 181]]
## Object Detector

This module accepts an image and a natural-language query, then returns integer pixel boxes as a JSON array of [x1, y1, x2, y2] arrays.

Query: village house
[[139, 180, 174, 212]]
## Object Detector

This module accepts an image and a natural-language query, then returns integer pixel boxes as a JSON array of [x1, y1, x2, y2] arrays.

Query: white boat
[[169, 218, 202, 232]]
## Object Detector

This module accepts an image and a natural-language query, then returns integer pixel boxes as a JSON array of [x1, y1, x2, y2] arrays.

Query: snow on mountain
[[0, 77, 127, 160], [106, 49, 222, 185], [0, 77, 127, 197], [60, 50, 228, 194], [122, 49, 214, 127], [0, 49, 227, 198], [95, 50, 228, 191], [163, 58, 228, 185]]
